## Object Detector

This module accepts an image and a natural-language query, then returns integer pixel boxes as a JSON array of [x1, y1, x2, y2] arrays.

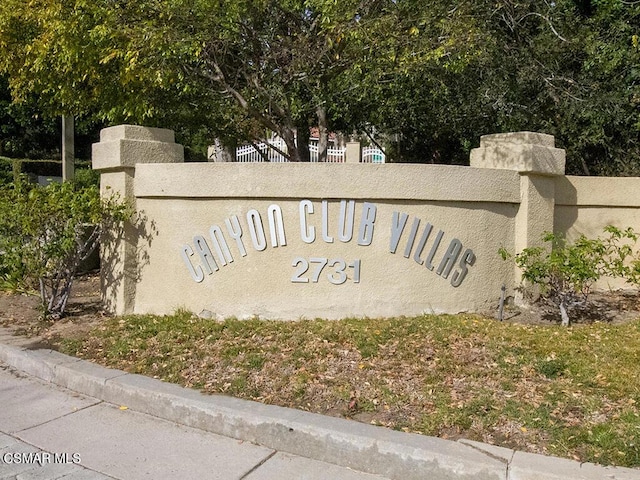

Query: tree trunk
[[559, 299, 570, 327], [296, 119, 311, 162], [281, 128, 300, 162], [298, 131, 311, 162], [317, 106, 328, 163], [213, 138, 236, 162]]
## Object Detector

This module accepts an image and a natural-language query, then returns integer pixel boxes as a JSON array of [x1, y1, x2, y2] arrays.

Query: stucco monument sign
[[180, 199, 476, 290], [93, 125, 640, 320]]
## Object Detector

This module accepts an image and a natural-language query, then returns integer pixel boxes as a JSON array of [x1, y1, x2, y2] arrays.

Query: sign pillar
[[470, 132, 566, 302], [92, 125, 184, 314], [345, 141, 361, 163]]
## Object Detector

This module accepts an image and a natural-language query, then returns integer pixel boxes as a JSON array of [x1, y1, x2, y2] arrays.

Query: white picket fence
[[362, 146, 386, 163], [235, 138, 385, 163], [308, 143, 346, 163], [236, 137, 290, 163]]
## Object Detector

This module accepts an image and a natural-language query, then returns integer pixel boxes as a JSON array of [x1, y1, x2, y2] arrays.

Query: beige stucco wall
[[94, 126, 640, 318], [554, 176, 640, 237], [554, 176, 640, 291], [132, 164, 519, 319]]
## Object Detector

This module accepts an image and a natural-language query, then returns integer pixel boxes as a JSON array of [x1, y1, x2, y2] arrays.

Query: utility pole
[[62, 115, 74, 181]]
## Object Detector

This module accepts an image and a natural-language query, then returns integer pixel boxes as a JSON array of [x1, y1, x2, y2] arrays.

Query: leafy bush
[[600, 226, 640, 287], [72, 167, 100, 189], [0, 178, 130, 318], [500, 227, 640, 326], [0, 157, 14, 184]]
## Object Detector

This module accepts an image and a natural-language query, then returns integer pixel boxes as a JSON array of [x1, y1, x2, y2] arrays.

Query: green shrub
[[0, 157, 14, 185], [0, 178, 131, 318], [500, 227, 640, 326], [600, 226, 640, 287], [72, 167, 100, 189]]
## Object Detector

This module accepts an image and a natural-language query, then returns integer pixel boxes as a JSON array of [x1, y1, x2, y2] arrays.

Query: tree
[[500, 233, 608, 326], [0, 0, 637, 170], [1, 75, 108, 165], [349, 0, 640, 172], [474, 0, 640, 175], [0, 0, 484, 161], [0, 76, 58, 159], [462, 0, 639, 175]]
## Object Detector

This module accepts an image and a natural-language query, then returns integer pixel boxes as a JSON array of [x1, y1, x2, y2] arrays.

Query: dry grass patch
[[55, 312, 640, 468]]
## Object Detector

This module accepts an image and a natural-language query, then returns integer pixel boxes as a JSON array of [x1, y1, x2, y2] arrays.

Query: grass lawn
[[56, 311, 640, 468]]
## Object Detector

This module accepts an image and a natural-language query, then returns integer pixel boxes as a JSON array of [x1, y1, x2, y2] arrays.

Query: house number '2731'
[[291, 257, 361, 284]]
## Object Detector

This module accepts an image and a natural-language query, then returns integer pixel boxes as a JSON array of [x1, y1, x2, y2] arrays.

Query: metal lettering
[[328, 259, 348, 284], [181, 245, 205, 283], [389, 211, 408, 253], [225, 215, 247, 257], [337, 200, 355, 242], [413, 223, 433, 265], [451, 249, 476, 287], [425, 230, 444, 270], [267, 204, 287, 247], [209, 225, 234, 265], [299, 200, 315, 243], [309, 257, 329, 282], [350, 259, 361, 283], [436, 238, 463, 278], [291, 257, 309, 283], [403, 218, 420, 258], [321, 200, 334, 243], [193, 235, 218, 274], [291, 257, 361, 284], [357, 202, 377, 246], [247, 209, 267, 251]]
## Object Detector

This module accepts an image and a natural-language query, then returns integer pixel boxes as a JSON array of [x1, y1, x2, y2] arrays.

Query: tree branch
[[518, 12, 568, 42]]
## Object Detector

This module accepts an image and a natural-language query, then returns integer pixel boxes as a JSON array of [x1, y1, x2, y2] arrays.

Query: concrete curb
[[1, 343, 639, 480]]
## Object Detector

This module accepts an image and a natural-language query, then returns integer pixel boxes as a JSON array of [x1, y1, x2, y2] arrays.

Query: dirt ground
[[2, 273, 640, 345], [0, 272, 106, 345], [492, 289, 640, 326]]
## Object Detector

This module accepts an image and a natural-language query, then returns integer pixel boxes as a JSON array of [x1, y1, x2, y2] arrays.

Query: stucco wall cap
[[100, 125, 175, 144], [479, 132, 556, 147], [470, 142, 566, 176], [92, 138, 184, 171]]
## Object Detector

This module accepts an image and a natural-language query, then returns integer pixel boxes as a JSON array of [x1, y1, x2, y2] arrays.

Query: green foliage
[[72, 167, 100, 190], [599, 226, 640, 286], [0, 156, 14, 184], [0, 0, 637, 170], [0, 158, 102, 188], [0, 76, 104, 162], [0, 178, 130, 317], [500, 226, 640, 326]]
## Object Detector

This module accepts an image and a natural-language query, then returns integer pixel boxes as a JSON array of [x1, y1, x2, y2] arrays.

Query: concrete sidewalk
[[0, 364, 388, 480], [1, 330, 639, 480]]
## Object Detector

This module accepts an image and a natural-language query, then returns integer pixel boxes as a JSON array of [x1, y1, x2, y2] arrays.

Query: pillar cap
[[92, 125, 184, 171], [470, 132, 565, 176], [479, 132, 556, 148], [100, 125, 175, 144]]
